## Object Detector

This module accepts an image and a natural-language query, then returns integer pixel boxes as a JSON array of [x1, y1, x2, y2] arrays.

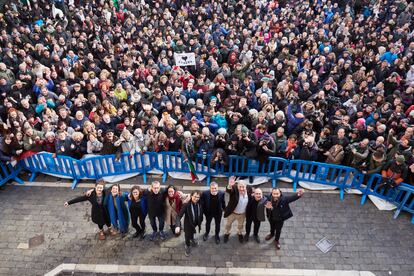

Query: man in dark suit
[[245, 188, 267, 243], [265, 188, 304, 249], [200, 182, 226, 244], [223, 176, 252, 243]]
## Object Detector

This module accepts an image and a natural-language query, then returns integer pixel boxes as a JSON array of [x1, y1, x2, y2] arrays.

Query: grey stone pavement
[[0, 175, 413, 276]]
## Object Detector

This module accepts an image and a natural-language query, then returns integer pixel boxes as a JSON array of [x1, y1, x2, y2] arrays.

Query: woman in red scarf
[[164, 185, 189, 236]]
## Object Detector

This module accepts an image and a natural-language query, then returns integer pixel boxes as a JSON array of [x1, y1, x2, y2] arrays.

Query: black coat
[[175, 202, 204, 234], [266, 193, 301, 222], [143, 189, 166, 217], [224, 185, 253, 218], [67, 190, 110, 226], [246, 196, 267, 222], [200, 190, 225, 217]]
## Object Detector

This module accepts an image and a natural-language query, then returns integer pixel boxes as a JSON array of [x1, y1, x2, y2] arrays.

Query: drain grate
[[316, 237, 335, 253], [29, 234, 44, 248]]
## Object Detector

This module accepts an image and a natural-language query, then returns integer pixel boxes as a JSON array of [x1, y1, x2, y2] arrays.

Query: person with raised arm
[[64, 180, 115, 240], [265, 188, 304, 250]]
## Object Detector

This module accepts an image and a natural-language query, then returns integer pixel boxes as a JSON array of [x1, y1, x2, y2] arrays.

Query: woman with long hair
[[164, 185, 189, 236], [64, 180, 115, 240], [104, 183, 130, 235], [128, 185, 147, 239]]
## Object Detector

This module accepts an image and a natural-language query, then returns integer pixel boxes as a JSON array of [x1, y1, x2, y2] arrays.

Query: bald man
[[245, 188, 267, 243]]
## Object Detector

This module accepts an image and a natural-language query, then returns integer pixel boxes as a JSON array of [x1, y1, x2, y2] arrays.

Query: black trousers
[[131, 211, 146, 233], [269, 220, 284, 241], [97, 221, 111, 230], [245, 217, 261, 236], [149, 215, 165, 232], [185, 229, 195, 247], [205, 214, 221, 236]]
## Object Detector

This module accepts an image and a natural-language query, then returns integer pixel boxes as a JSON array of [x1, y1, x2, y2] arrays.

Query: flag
[[187, 160, 197, 183]]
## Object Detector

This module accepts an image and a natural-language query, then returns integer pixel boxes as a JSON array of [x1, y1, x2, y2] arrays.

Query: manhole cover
[[29, 234, 44, 248], [316, 237, 335, 253]]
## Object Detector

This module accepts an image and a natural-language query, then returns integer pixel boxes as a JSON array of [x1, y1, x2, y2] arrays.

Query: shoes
[[238, 234, 244, 243], [223, 234, 229, 243], [98, 231, 106, 240], [139, 232, 145, 240], [109, 228, 118, 236], [149, 231, 157, 241], [215, 235, 220, 244], [190, 239, 199, 247], [185, 245, 191, 257], [254, 235, 260, 244], [265, 233, 274, 241], [275, 240, 281, 250], [244, 234, 249, 243], [159, 231, 166, 241], [203, 233, 209, 241], [132, 231, 140, 238]]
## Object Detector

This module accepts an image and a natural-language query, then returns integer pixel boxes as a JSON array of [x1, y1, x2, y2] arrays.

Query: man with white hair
[[223, 176, 252, 244]]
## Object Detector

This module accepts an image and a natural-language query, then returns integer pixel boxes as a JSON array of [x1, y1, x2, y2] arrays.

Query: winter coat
[[266, 192, 301, 222], [67, 190, 110, 227]]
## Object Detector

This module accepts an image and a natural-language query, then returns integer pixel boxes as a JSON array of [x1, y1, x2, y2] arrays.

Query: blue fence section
[[3, 151, 413, 224], [0, 162, 24, 187]]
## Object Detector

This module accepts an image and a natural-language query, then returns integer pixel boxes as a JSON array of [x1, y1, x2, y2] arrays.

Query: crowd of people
[[65, 178, 304, 256], [0, 0, 414, 191]]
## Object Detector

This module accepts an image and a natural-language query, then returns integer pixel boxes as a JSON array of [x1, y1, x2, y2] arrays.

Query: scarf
[[106, 194, 129, 233], [190, 202, 201, 232]]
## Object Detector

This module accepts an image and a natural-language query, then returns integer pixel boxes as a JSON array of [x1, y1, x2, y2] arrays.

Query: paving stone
[[0, 186, 414, 275]]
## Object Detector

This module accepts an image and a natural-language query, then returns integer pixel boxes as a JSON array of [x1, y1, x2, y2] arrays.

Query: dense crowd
[[0, 0, 414, 186]]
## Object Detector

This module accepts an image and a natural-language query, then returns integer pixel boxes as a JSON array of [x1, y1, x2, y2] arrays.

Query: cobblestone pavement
[[0, 182, 413, 276]]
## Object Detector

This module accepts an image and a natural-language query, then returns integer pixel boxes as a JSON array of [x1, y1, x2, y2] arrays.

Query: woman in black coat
[[175, 191, 203, 257], [265, 188, 304, 249], [64, 180, 115, 240]]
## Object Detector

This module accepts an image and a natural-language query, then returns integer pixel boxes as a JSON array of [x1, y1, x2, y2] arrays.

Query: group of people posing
[[65, 177, 303, 256]]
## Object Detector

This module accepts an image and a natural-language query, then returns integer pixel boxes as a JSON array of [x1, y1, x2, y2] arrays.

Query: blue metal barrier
[[393, 184, 414, 224], [21, 153, 85, 189], [0, 162, 24, 187], [360, 173, 407, 206], [82, 153, 149, 185], [289, 160, 361, 201], [267, 157, 291, 187], [161, 152, 211, 185]]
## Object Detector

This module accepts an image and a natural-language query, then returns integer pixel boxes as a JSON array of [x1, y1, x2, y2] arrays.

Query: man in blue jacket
[[200, 182, 225, 244], [265, 188, 304, 249]]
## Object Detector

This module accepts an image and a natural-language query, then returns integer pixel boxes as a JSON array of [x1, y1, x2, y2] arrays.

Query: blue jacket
[[286, 105, 304, 134]]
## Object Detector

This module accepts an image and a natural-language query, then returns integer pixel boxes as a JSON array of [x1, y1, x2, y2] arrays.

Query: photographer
[[377, 155, 408, 195], [214, 128, 228, 149], [210, 148, 229, 170], [195, 127, 215, 155], [257, 134, 276, 172]]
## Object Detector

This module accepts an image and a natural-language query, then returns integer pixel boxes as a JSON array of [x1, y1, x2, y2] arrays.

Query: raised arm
[[64, 195, 89, 207]]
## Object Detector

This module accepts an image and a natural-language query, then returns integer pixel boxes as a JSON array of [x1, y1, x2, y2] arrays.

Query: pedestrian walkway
[[0, 183, 413, 276], [46, 263, 375, 276]]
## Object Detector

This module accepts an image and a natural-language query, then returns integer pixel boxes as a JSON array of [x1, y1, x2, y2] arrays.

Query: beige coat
[[164, 193, 189, 226], [325, 145, 344, 165]]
